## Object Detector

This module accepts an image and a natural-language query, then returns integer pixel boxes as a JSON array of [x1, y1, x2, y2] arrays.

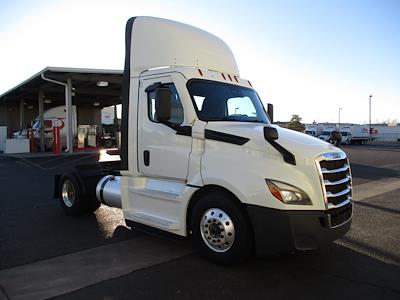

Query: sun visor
[[128, 17, 240, 76]]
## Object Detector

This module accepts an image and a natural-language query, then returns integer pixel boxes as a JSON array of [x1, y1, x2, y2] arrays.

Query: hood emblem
[[322, 152, 345, 160]]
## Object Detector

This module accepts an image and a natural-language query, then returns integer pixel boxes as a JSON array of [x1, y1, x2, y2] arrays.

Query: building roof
[[0, 67, 123, 107]]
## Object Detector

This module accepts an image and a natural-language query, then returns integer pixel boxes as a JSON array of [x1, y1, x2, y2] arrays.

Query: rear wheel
[[59, 173, 89, 215], [190, 192, 253, 264]]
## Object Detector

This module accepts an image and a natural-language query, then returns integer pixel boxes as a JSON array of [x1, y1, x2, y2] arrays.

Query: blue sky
[[0, 0, 399, 123]]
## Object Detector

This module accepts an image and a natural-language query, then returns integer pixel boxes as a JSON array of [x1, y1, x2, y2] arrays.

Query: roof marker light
[[234, 76, 239, 83], [227, 74, 232, 81], [248, 80, 253, 87], [221, 73, 226, 80], [198, 69, 203, 76]]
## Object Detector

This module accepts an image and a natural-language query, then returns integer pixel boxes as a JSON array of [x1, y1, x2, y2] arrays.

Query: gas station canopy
[[0, 67, 123, 153], [0, 67, 123, 108]]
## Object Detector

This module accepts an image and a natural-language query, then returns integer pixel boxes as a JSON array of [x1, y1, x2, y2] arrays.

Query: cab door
[[138, 75, 192, 180]]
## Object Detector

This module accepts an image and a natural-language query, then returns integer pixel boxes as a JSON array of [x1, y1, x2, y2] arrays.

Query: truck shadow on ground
[[350, 163, 400, 180], [354, 200, 400, 215]]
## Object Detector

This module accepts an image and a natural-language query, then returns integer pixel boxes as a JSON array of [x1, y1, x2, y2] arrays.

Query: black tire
[[59, 173, 89, 215], [103, 139, 114, 148], [190, 192, 253, 264]]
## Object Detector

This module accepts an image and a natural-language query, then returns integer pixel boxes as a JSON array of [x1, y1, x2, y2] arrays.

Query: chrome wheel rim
[[200, 208, 235, 252], [61, 179, 75, 208]]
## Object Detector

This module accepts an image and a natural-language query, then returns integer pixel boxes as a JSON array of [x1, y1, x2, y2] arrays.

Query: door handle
[[144, 150, 150, 166]]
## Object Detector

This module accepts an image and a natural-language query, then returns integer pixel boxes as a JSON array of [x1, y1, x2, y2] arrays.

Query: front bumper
[[246, 202, 352, 256]]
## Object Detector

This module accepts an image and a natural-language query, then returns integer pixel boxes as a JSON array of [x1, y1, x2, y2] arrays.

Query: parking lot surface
[[0, 144, 399, 299]]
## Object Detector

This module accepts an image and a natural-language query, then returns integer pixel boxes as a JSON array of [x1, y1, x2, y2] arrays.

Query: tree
[[287, 114, 305, 132]]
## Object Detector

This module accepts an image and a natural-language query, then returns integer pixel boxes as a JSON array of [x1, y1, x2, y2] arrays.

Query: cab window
[[147, 83, 184, 125]]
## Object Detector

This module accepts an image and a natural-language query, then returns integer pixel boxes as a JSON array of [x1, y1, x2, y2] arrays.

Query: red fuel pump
[[28, 129, 36, 153], [53, 126, 61, 155]]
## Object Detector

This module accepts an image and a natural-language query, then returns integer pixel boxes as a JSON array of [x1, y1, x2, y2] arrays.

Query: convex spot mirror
[[264, 126, 279, 141], [155, 87, 171, 122]]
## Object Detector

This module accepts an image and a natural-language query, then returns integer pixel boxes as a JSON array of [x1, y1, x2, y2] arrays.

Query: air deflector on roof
[[128, 16, 240, 76]]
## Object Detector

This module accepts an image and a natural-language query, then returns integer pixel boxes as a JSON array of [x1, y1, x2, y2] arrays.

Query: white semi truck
[[340, 125, 370, 145], [13, 105, 77, 149], [318, 125, 337, 142], [304, 124, 323, 137], [55, 17, 353, 263]]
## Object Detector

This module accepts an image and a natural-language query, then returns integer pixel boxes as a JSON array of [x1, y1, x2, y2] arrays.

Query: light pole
[[338, 107, 342, 128], [369, 95, 372, 138]]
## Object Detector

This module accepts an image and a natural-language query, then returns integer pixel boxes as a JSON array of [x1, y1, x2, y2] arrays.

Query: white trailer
[[340, 125, 370, 145], [55, 17, 352, 264], [368, 125, 400, 142]]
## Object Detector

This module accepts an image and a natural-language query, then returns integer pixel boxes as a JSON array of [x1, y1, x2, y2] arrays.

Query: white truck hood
[[206, 122, 342, 161]]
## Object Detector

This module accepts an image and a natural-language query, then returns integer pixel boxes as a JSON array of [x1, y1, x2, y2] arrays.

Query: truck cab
[[56, 17, 352, 264], [340, 130, 351, 144], [304, 124, 323, 137], [318, 131, 330, 141]]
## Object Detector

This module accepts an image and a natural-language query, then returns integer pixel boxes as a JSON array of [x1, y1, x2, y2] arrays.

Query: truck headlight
[[265, 179, 312, 205]]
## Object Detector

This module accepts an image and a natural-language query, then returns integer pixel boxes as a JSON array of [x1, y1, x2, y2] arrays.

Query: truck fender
[[53, 174, 61, 198], [54, 164, 106, 201], [72, 164, 106, 201], [186, 184, 248, 234]]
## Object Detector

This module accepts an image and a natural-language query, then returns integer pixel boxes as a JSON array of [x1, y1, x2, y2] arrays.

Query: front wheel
[[190, 192, 253, 264]]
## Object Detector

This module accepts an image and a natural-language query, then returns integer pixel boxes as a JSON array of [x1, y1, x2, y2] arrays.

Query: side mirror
[[264, 126, 279, 141], [267, 103, 274, 123], [155, 88, 171, 122]]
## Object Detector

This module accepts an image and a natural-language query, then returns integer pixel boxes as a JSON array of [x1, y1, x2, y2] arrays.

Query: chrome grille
[[317, 153, 352, 209]]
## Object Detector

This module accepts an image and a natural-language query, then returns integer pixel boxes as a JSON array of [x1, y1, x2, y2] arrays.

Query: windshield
[[322, 131, 332, 135], [187, 80, 270, 123]]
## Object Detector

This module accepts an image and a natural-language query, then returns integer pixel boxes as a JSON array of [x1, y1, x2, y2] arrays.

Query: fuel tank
[[96, 175, 122, 208]]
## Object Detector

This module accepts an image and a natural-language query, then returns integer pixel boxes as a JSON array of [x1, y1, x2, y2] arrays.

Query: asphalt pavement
[[0, 144, 399, 300], [0, 153, 140, 270]]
